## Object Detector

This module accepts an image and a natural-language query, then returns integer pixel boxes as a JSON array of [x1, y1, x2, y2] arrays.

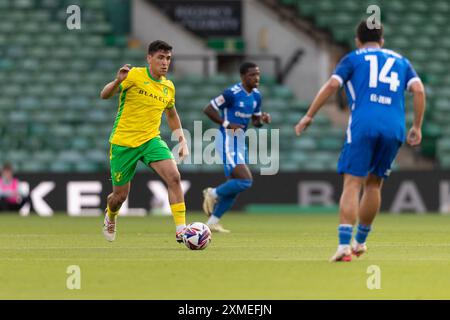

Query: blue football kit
[[210, 83, 262, 177], [203, 83, 263, 225], [332, 47, 420, 178]]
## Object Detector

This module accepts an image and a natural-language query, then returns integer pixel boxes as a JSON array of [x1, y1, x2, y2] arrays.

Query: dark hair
[[356, 20, 384, 44], [148, 40, 173, 55], [2, 162, 12, 171], [240, 62, 258, 75]]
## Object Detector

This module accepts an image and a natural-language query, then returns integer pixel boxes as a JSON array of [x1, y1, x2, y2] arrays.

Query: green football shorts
[[110, 136, 174, 186]]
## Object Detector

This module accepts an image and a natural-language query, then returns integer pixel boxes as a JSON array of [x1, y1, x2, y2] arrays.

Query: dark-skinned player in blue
[[202, 62, 271, 233]]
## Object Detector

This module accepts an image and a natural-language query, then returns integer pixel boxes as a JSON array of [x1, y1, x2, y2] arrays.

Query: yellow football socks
[[170, 202, 186, 229], [107, 206, 119, 220]]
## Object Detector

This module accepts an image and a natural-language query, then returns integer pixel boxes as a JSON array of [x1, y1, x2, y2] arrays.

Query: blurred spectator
[[0, 163, 29, 212]]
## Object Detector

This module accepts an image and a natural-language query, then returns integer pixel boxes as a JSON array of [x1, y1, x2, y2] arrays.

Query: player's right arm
[[295, 53, 353, 136], [294, 77, 341, 136], [203, 105, 243, 130], [100, 64, 131, 99], [203, 90, 244, 130]]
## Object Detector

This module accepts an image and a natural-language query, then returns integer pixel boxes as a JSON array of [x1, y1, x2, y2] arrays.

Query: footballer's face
[[242, 67, 260, 89], [147, 50, 172, 77], [1, 168, 12, 181]]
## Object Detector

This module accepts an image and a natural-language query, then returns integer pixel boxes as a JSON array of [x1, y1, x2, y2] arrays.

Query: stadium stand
[[0, 0, 349, 173], [277, 0, 450, 168]]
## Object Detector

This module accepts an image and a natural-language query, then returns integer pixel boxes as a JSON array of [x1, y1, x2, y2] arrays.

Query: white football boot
[[208, 223, 230, 233], [351, 240, 368, 257], [176, 228, 186, 244], [329, 246, 352, 262], [103, 211, 117, 242], [202, 188, 217, 217]]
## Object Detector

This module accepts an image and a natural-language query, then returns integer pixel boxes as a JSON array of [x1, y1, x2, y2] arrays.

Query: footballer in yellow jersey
[[99, 40, 189, 244]]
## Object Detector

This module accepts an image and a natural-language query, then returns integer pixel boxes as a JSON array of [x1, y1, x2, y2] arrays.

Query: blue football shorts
[[337, 130, 402, 179]]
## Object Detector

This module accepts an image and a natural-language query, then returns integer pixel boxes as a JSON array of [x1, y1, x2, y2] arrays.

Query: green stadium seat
[[50, 162, 74, 172], [0, 59, 15, 71], [28, 47, 48, 60], [301, 161, 328, 171], [265, 98, 289, 109], [5, 150, 28, 162], [74, 162, 102, 172], [437, 138, 450, 155], [41, 97, 63, 110], [77, 125, 97, 137], [312, 114, 331, 126], [0, 97, 15, 110], [21, 21, 42, 34], [21, 162, 48, 173], [42, 59, 66, 72], [318, 137, 342, 151], [70, 137, 91, 150], [207, 74, 229, 86], [52, 84, 72, 97], [176, 85, 196, 100], [27, 85, 47, 97], [280, 162, 300, 171], [271, 85, 294, 99], [51, 125, 73, 137], [292, 137, 317, 150], [260, 74, 277, 86], [9, 111, 29, 123], [17, 97, 41, 110], [85, 150, 107, 163]]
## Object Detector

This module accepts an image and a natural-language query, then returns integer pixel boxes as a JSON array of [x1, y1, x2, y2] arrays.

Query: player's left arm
[[252, 113, 271, 128], [165, 106, 189, 161], [405, 60, 426, 146], [294, 77, 341, 136], [251, 94, 271, 128], [407, 80, 426, 146]]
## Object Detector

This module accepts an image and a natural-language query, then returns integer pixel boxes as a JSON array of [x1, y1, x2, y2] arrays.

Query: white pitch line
[[2, 243, 450, 250], [1, 258, 450, 262]]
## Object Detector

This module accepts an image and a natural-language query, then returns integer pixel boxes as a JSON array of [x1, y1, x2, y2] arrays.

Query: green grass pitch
[[1, 212, 450, 299]]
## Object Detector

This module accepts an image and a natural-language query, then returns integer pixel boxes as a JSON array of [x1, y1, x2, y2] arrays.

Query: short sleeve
[[166, 96, 175, 109], [119, 67, 136, 91], [210, 88, 234, 110], [332, 54, 354, 87], [253, 92, 262, 116], [405, 59, 420, 91]]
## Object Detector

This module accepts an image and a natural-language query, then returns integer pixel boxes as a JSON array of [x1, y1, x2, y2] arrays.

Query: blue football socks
[[216, 179, 252, 198], [338, 224, 354, 246], [209, 179, 253, 221], [355, 224, 371, 244]]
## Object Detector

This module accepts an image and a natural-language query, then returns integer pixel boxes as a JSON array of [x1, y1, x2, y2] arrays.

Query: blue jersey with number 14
[[333, 47, 420, 142]]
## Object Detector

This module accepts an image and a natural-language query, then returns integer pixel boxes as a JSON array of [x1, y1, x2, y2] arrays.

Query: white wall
[[244, 0, 332, 100], [132, 0, 216, 76]]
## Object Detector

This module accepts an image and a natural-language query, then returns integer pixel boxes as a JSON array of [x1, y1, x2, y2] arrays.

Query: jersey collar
[[146, 66, 163, 83], [239, 83, 253, 95]]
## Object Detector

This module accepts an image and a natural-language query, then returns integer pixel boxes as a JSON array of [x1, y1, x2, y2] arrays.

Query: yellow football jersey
[[109, 67, 176, 147]]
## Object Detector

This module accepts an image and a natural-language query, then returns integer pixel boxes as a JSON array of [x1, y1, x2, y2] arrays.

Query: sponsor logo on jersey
[[114, 172, 122, 182], [235, 111, 253, 118], [138, 89, 168, 104], [214, 95, 225, 106]]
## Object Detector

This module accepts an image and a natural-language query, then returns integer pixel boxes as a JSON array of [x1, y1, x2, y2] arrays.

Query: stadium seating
[[0, 0, 345, 173], [278, 0, 450, 168]]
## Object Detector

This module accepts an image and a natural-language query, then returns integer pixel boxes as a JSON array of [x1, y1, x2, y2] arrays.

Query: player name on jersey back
[[370, 93, 392, 105]]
